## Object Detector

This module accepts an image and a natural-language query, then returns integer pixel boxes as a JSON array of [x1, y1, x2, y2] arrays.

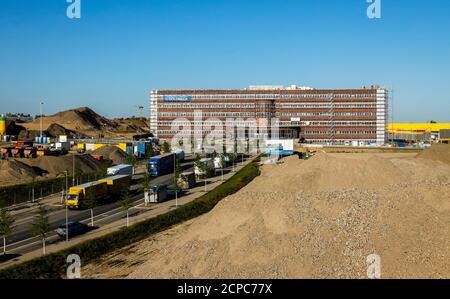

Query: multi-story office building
[[150, 85, 388, 145]]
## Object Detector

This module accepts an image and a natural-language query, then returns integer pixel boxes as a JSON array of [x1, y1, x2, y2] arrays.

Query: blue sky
[[0, 0, 449, 121]]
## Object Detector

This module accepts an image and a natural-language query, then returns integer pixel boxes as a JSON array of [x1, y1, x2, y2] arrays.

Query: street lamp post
[[72, 154, 75, 186], [174, 154, 178, 208], [39, 101, 44, 138]]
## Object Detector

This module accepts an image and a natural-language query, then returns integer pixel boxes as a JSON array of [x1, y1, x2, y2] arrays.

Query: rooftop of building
[[151, 85, 384, 95]]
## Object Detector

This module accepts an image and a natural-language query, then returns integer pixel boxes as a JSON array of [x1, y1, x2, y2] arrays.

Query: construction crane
[[135, 105, 144, 119]]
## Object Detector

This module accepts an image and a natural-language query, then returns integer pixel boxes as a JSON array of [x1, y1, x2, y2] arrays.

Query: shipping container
[[440, 129, 450, 139], [98, 174, 131, 196], [55, 142, 71, 151]]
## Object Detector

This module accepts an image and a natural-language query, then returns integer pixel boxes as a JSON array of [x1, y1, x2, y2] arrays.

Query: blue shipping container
[[126, 145, 133, 155]]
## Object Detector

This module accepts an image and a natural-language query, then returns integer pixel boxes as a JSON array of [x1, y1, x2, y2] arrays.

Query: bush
[[0, 159, 261, 279]]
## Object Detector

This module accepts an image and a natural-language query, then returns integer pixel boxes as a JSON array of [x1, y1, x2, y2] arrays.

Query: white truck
[[107, 164, 134, 176], [265, 139, 294, 155]]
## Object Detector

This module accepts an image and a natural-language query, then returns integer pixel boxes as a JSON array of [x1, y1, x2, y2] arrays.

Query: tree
[[140, 169, 151, 192], [30, 205, 50, 255], [96, 160, 109, 179], [162, 141, 170, 153], [126, 154, 138, 169], [173, 160, 183, 191], [220, 154, 226, 181], [120, 190, 133, 227], [0, 203, 15, 256], [83, 192, 97, 227], [229, 152, 237, 172], [172, 160, 183, 207]]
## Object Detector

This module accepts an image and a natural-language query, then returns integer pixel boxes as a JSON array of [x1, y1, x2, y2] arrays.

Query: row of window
[[159, 112, 255, 117], [275, 121, 378, 127], [158, 111, 377, 118], [304, 130, 376, 135], [277, 103, 376, 109], [160, 103, 256, 109], [281, 93, 377, 99], [157, 93, 377, 100], [276, 112, 376, 116]]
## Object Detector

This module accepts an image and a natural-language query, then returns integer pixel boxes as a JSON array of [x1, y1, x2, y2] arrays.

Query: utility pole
[[65, 202, 69, 242], [174, 154, 178, 208], [72, 154, 75, 186], [391, 89, 395, 145]]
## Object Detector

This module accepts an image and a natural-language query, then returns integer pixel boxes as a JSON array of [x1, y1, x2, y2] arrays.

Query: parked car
[[56, 221, 89, 239]]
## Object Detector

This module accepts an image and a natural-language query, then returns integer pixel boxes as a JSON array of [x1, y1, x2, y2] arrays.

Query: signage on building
[[291, 117, 301, 125], [163, 95, 191, 102]]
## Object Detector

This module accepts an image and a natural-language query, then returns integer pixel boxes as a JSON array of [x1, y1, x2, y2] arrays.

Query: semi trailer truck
[[107, 164, 134, 176], [66, 181, 108, 209], [148, 153, 175, 177], [66, 174, 131, 209]]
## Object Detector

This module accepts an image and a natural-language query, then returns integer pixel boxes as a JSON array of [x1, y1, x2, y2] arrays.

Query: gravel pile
[[92, 146, 127, 165]]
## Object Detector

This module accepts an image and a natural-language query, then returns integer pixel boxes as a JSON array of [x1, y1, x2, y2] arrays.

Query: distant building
[[150, 85, 388, 146], [387, 123, 450, 142], [4, 113, 33, 123]]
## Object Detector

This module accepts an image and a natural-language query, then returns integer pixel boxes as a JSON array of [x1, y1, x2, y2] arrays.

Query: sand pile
[[21, 107, 118, 137], [417, 143, 450, 164], [0, 160, 37, 185], [113, 117, 149, 133], [83, 151, 450, 279], [92, 146, 127, 165], [19, 154, 102, 177]]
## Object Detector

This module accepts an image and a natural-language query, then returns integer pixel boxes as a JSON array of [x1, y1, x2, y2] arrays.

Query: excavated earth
[[83, 146, 450, 279]]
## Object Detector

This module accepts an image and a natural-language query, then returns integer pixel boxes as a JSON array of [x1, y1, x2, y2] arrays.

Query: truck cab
[[66, 189, 84, 209], [148, 159, 160, 177]]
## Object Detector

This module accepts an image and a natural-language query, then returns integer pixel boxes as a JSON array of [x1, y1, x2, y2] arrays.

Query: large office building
[[150, 85, 388, 145]]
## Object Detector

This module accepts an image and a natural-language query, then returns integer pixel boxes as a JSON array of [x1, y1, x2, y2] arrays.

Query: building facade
[[150, 85, 388, 145]]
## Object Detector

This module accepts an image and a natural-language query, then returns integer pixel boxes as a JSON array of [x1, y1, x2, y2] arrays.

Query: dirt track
[[83, 146, 450, 279]]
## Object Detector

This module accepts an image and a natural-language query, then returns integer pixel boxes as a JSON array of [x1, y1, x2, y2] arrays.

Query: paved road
[[3, 157, 196, 257]]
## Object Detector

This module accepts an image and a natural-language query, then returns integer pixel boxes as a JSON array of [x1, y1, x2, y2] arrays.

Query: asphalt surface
[[2, 157, 196, 257]]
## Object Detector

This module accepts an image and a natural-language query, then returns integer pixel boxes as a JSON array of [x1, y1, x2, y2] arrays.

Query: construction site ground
[[82, 145, 450, 279]]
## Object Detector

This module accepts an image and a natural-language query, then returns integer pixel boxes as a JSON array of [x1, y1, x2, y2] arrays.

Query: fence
[[0, 172, 106, 207]]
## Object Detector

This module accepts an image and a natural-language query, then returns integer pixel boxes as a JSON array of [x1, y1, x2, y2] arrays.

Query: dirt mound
[[16, 123, 86, 140], [417, 144, 450, 164], [113, 117, 149, 133], [92, 146, 127, 165], [21, 107, 118, 137], [19, 154, 102, 178], [0, 160, 38, 185], [83, 152, 450, 279], [258, 154, 408, 192]]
